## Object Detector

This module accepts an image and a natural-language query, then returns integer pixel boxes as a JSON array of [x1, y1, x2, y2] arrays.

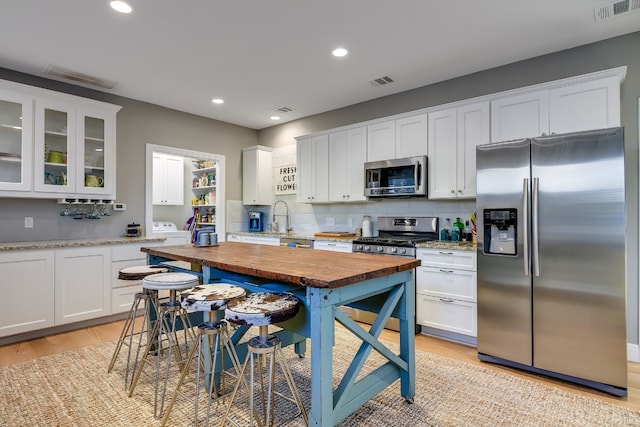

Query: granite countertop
[[227, 231, 476, 251], [0, 236, 166, 251]]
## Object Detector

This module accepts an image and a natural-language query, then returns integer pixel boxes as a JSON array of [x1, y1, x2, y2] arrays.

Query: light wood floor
[[1, 320, 639, 412]]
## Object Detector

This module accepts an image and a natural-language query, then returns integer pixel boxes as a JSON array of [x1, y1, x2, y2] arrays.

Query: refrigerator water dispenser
[[483, 208, 517, 255]]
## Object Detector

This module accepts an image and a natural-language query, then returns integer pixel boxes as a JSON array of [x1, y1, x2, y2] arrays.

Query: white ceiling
[[0, 1, 638, 130]]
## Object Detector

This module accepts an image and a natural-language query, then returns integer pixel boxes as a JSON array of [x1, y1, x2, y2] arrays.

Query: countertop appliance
[[364, 155, 427, 198], [248, 211, 263, 232], [351, 216, 438, 331], [476, 127, 627, 396]]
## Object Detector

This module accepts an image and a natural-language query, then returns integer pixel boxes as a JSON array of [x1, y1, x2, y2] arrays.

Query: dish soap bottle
[[452, 217, 464, 241], [362, 215, 373, 237], [440, 218, 451, 241]]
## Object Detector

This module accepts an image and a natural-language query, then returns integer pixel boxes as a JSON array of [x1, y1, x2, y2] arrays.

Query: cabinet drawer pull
[[439, 269, 455, 273], [439, 298, 455, 303], [438, 251, 454, 255]]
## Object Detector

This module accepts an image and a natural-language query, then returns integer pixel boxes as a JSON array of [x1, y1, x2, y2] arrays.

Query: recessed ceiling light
[[211, 98, 224, 104], [110, 1, 133, 14], [332, 47, 348, 57], [270, 116, 281, 121]]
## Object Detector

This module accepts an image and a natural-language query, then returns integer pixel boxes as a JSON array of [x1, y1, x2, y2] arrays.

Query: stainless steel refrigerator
[[476, 127, 627, 396]]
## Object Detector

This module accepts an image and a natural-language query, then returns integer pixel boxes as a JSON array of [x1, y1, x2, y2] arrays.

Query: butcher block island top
[[142, 241, 420, 289]]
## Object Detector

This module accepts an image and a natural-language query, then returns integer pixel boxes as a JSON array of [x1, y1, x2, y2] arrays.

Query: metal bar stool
[[160, 283, 247, 427], [128, 271, 200, 419], [222, 292, 308, 427], [107, 264, 168, 390]]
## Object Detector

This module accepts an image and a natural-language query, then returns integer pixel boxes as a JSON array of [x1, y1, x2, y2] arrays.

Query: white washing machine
[[152, 221, 191, 245]]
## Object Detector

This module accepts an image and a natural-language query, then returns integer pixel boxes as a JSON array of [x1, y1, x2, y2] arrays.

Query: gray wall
[[257, 32, 640, 345], [0, 68, 258, 242]]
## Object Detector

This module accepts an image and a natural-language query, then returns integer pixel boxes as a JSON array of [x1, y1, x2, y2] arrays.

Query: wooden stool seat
[[118, 265, 168, 280]]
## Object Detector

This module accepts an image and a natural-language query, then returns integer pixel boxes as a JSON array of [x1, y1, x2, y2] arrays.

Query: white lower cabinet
[[240, 235, 280, 246], [0, 241, 166, 338], [226, 234, 280, 246], [313, 240, 352, 253], [111, 241, 163, 314], [0, 250, 55, 337], [416, 248, 477, 341], [227, 233, 242, 242], [55, 246, 111, 325]]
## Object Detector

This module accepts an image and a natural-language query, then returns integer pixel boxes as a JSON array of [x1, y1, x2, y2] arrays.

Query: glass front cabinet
[[0, 79, 120, 199], [0, 88, 33, 192]]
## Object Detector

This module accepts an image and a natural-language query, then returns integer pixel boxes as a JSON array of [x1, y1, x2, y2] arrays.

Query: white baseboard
[[628, 342, 639, 362]]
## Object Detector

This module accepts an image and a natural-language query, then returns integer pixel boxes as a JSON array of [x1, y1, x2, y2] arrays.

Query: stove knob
[[364, 245, 371, 252], [400, 248, 407, 255], [377, 246, 384, 253], [391, 247, 398, 253], [355, 244, 363, 251]]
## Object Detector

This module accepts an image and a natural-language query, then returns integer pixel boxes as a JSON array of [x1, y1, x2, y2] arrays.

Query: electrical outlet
[[325, 217, 335, 226], [25, 217, 33, 228]]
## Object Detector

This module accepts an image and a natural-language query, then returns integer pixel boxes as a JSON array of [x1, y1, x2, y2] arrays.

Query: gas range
[[352, 216, 439, 257]]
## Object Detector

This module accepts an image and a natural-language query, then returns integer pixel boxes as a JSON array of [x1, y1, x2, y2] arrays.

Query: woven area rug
[[0, 326, 638, 427]]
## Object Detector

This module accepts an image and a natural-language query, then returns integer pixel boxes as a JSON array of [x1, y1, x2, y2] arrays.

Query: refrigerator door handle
[[523, 178, 529, 276], [532, 177, 540, 277]]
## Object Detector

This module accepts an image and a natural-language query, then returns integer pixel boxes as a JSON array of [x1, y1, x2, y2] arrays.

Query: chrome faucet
[[272, 200, 291, 233]]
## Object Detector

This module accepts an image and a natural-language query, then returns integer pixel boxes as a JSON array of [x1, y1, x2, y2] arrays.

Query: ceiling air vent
[[594, 0, 640, 21], [369, 76, 394, 87], [274, 106, 294, 113], [43, 65, 117, 90]]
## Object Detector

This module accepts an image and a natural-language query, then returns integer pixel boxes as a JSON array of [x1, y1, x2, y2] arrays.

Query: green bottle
[[452, 217, 464, 242]]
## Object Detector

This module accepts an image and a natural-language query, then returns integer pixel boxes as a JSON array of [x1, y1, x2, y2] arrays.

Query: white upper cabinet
[[428, 108, 456, 199], [0, 88, 33, 192], [0, 79, 121, 199], [395, 114, 428, 158], [297, 134, 329, 203], [366, 120, 395, 161], [490, 90, 549, 142], [329, 126, 367, 202], [428, 101, 489, 199], [548, 76, 620, 134], [76, 105, 117, 196], [367, 115, 427, 162], [242, 145, 272, 205], [491, 72, 622, 142], [34, 98, 76, 194], [152, 152, 184, 205]]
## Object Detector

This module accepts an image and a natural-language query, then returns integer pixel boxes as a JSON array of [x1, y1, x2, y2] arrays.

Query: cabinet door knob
[[450, 189, 455, 193]]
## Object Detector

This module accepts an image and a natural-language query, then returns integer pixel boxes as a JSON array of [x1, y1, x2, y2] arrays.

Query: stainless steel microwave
[[364, 155, 427, 198]]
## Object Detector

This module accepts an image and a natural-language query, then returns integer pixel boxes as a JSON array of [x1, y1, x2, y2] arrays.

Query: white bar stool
[[107, 264, 168, 390], [222, 292, 308, 427], [160, 283, 247, 427], [128, 271, 200, 419]]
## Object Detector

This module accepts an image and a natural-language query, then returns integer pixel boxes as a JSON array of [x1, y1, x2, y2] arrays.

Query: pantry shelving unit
[[190, 161, 217, 236]]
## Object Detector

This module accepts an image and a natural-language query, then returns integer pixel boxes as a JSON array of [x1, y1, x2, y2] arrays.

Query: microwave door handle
[[415, 163, 420, 190], [522, 178, 529, 276]]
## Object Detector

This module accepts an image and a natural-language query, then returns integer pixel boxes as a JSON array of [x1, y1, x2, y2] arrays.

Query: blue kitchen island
[[142, 242, 420, 427]]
